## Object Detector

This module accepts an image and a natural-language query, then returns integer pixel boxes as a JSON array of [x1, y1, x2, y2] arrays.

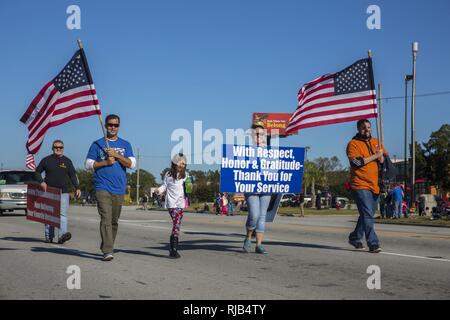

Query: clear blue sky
[[1, 0, 449, 182]]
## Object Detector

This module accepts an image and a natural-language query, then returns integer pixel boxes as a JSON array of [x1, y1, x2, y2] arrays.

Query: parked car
[[280, 193, 296, 207], [332, 196, 350, 209], [431, 198, 450, 219], [0, 169, 40, 215], [304, 195, 312, 207], [419, 194, 438, 216]]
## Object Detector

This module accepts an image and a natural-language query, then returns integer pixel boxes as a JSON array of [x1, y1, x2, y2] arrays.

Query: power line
[[139, 152, 219, 159], [381, 90, 450, 102], [135, 90, 450, 159]]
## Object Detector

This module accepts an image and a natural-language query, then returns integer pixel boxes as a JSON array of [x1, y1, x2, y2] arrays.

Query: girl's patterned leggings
[[168, 208, 184, 238]]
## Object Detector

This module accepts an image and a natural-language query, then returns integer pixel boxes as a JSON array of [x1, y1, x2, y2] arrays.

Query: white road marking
[[119, 219, 170, 223], [380, 251, 450, 263]]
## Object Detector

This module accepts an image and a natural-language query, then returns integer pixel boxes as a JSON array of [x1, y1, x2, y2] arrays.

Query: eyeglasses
[[53, 146, 64, 150], [107, 123, 120, 128]]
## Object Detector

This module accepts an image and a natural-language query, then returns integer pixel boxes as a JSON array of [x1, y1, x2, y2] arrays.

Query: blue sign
[[220, 144, 305, 194]]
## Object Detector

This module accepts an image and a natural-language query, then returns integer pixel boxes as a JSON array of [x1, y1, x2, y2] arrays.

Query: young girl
[[156, 153, 188, 258], [221, 193, 229, 216]]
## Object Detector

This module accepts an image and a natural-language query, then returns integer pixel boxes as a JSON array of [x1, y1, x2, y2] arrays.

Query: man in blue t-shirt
[[392, 184, 404, 219], [85, 114, 136, 261]]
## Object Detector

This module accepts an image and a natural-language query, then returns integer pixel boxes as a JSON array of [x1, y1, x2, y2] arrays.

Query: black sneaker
[[58, 232, 72, 244], [169, 250, 181, 259], [369, 245, 382, 253], [45, 238, 53, 243], [349, 240, 365, 250]]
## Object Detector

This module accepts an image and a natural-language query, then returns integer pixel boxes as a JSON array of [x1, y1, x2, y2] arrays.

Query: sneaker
[[349, 240, 365, 250], [102, 253, 114, 261], [255, 245, 267, 254], [243, 239, 252, 253], [44, 238, 53, 243], [169, 250, 181, 259], [58, 232, 72, 244], [369, 245, 382, 253]]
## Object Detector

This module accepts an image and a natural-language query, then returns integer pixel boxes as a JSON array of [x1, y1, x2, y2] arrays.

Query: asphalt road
[[1, 206, 449, 300]]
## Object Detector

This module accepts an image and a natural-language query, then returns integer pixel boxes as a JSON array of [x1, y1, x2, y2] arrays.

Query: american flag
[[20, 49, 101, 170], [26, 154, 36, 171], [286, 58, 378, 135]]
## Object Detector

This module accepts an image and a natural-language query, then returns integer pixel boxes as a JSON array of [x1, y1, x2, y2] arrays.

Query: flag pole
[[77, 39, 110, 150], [368, 50, 381, 146], [378, 83, 384, 146]]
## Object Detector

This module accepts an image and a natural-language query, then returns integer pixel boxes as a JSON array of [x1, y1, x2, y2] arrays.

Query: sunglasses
[[107, 123, 120, 128], [253, 132, 266, 137], [53, 146, 64, 149]]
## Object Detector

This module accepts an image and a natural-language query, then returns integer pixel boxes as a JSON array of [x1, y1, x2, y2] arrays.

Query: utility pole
[[136, 148, 140, 206], [378, 84, 384, 145], [411, 42, 419, 209], [304, 146, 310, 194]]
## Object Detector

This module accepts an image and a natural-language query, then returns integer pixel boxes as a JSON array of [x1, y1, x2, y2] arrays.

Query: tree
[[314, 156, 342, 187], [75, 169, 94, 193], [423, 124, 450, 193], [192, 170, 220, 202], [303, 161, 322, 207], [189, 170, 206, 183], [409, 142, 428, 183], [303, 157, 346, 207], [128, 169, 157, 201], [327, 170, 352, 199]]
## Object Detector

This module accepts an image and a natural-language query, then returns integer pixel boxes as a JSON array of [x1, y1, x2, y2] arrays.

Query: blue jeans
[[245, 194, 271, 233], [349, 190, 379, 247], [45, 193, 70, 239], [393, 201, 402, 219]]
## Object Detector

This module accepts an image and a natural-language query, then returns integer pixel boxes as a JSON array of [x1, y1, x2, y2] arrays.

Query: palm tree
[[303, 161, 326, 208]]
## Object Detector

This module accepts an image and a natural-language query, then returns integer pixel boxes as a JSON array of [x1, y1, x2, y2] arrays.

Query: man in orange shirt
[[347, 119, 386, 253]]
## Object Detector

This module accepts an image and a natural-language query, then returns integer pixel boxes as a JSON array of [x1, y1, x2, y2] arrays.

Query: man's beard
[[358, 132, 372, 140]]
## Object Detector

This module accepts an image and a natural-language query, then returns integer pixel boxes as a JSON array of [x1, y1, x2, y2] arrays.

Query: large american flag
[[286, 58, 378, 135], [20, 49, 101, 170]]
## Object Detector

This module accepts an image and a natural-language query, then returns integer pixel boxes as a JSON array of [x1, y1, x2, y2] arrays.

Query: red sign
[[252, 113, 298, 136], [26, 184, 61, 228]]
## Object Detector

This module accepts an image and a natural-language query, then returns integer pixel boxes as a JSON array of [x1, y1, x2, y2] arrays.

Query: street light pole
[[411, 42, 419, 209], [404, 74, 413, 186], [305, 146, 310, 163], [136, 148, 140, 206]]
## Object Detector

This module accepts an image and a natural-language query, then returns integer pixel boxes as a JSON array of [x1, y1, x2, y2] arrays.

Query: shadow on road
[[147, 239, 243, 254], [263, 240, 352, 252], [31, 247, 103, 260], [182, 232, 355, 253], [0, 236, 45, 243], [115, 248, 168, 259], [184, 231, 244, 238]]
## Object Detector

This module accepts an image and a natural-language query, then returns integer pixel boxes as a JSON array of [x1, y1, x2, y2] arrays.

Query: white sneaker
[[102, 253, 114, 261]]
